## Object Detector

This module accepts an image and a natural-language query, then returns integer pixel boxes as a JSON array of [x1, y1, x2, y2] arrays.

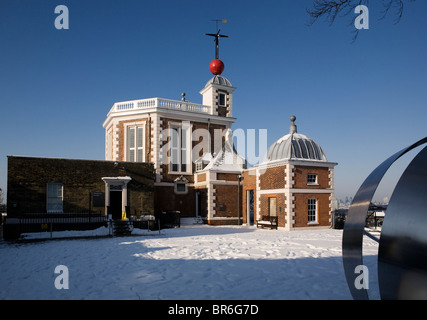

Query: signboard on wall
[[93, 192, 105, 207]]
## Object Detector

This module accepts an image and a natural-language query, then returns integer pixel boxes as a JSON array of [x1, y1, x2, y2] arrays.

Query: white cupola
[[200, 75, 236, 117]]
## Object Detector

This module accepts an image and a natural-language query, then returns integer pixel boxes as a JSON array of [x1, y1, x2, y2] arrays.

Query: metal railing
[[3, 212, 107, 239]]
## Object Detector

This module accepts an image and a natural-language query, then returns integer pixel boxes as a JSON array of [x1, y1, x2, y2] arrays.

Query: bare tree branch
[[379, 0, 407, 23], [307, 0, 414, 29], [306, 0, 370, 26]]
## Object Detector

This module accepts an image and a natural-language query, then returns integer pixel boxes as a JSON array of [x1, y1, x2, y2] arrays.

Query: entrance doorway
[[196, 192, 201, 217], [246, 190, 254, 225], [102, 177, 132, 221], [109, 190, 122, 220], [269, 197, 277, 217]]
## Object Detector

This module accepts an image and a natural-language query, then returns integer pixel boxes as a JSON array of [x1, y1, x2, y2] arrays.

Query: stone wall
[[7, 156, 154, 217]]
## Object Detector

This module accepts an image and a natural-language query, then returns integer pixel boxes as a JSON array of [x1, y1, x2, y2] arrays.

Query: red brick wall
[[293, 193, 331, 227], [154, 185, 196, 217], [259, 165, 286, 190], [293, 166, 330, 189], [217, 173, 238, 181], [208, 219, 238, 226], [158, 118, 227, 183], [214, 184, 238, 218], [192, 121, 227, 156], [259, 194, 286, 227]]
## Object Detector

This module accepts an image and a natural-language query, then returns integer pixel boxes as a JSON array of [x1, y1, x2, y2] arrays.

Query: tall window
[[308, 198, 317, 223], [128, 125, 145, 162], [47, 183, 63, 213], [218, 93, 226, 106], [169, 122, 191, 174]]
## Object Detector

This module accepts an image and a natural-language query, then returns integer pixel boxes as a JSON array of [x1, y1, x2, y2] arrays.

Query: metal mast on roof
[[205, 19, 228, 59]]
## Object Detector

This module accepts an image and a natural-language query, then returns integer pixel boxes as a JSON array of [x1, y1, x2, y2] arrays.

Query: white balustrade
[[111, 98, 210, 115]]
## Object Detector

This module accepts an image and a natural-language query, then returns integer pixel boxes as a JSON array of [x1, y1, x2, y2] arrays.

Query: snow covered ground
[[0, 224, 380, 300]]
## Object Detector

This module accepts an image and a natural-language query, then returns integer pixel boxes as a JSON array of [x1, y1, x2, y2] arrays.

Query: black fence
[[332, 209, 348, 229], [332, 206, 386, 230], [130, 213, 159, 231], [365, 211, 385, 229], [130, 211, 181, 230], [156, 211, 181, 229], [3, 212, 107, 240]]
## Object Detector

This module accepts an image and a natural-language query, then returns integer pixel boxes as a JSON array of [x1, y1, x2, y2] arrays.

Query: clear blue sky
[[1, 0, 426, 202]]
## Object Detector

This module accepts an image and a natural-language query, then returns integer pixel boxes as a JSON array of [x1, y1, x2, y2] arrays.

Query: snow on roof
[[202, 129, 245, 172]]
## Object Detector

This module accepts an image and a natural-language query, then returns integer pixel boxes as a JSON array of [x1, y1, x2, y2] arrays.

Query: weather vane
[[205, 19, 228, 60]]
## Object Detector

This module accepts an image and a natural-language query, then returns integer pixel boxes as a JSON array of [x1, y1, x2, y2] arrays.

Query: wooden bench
[[256, 215, 278, 230]]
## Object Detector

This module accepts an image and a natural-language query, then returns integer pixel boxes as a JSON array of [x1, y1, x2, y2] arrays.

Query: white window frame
[[47, 183, 63, 213], [196, 162, 204, 172], [308, 198, 318, 224], [169, 122, 192, 174], [174, 182, 188, 194], [174, 176, 189, 195], [307, 174, 318, 185], [126, 123, 146, 163], [218, 92, 226, 107]]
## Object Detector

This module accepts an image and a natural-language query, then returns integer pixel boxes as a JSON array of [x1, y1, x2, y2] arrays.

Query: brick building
[[99, 70, 337, 228], [7, 157, 154, 220], [102, 75, 245, 224], [6, 30, 337, 228], [241, 116, 337, 230]]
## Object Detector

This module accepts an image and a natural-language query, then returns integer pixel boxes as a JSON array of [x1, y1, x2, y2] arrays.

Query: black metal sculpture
[[342, 137, 427, 300]]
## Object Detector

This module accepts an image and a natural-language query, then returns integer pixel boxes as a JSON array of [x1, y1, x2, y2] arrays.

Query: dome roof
[[204, 75, 232, 88], [264, 116, 327, 162]]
